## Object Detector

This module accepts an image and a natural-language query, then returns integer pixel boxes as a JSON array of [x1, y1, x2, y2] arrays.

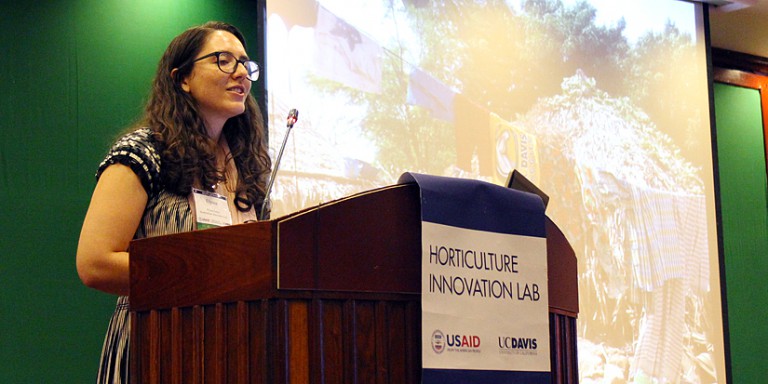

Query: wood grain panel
[[357, 301, 379, 383], [287, 301, 310, 384], [129, 222, 276, 311], [158, 309, 171, 384], [318, 300, 344, 383], [171, 307, 182, 384], [248, 300, 269, 383]]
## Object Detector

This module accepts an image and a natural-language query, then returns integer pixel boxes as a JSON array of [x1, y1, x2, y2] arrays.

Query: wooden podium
[[129, 183, 578, 383]]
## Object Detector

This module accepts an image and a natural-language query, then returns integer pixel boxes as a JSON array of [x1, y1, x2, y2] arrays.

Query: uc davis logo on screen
[[431, 329, 482, 354]]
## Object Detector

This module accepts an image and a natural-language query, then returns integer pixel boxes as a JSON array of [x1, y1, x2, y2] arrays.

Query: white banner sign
[[399, 172, 550, 383]]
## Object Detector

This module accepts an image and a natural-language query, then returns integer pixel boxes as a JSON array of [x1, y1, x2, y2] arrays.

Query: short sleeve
[[96, 128, 162, 195]]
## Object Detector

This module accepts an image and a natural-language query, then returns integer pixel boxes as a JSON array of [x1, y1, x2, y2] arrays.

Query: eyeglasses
[[191, 51, 260, 81]]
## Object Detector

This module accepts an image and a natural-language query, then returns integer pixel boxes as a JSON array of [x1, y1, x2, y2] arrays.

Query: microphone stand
[[259, 109, 298, 221]]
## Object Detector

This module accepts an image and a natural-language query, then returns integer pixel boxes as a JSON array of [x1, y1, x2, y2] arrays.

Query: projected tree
[[627, 22, 707, 166]]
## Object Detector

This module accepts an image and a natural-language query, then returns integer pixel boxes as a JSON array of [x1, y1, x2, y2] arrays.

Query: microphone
[[259, 109, 298, 220], [286, 108, 298, 128]]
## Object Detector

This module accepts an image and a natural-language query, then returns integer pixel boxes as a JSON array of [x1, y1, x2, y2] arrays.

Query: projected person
[[76, 21, 270, 383]]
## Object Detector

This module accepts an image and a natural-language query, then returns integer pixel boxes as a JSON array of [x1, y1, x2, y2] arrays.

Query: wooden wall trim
[[712, 47, 768, 78]]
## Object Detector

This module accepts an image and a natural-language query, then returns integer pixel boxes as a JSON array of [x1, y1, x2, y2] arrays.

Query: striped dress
[[94, 128, 194, 384]]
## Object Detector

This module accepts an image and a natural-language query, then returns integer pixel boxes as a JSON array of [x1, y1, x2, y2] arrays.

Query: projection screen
[[263, 0, 726, 382]]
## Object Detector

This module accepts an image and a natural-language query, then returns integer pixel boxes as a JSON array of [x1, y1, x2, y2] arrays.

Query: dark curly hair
[[141, 21, 271, 212]]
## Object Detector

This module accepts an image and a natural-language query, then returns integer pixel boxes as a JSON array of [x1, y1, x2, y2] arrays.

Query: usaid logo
[[447, 334, 481, 348], [431, 330, 446, 354], [432, 330, 482, 353]]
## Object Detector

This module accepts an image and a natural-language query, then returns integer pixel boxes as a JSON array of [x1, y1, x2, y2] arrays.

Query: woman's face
[[180, 30, 252, 133]]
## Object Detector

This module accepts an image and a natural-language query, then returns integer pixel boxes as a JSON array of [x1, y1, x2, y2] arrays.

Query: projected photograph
[[265, 0, 725, 382]]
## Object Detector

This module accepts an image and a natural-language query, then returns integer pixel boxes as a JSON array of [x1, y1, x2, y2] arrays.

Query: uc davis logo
[[498, 336, 539, 356], [431, 330, 445, 354]]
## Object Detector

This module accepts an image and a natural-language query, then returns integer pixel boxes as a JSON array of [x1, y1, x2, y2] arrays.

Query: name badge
[[192, 187, 233, 229]]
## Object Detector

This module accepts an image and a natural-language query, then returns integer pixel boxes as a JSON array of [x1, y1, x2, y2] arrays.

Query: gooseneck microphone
[[259, 109, 298, 220]]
